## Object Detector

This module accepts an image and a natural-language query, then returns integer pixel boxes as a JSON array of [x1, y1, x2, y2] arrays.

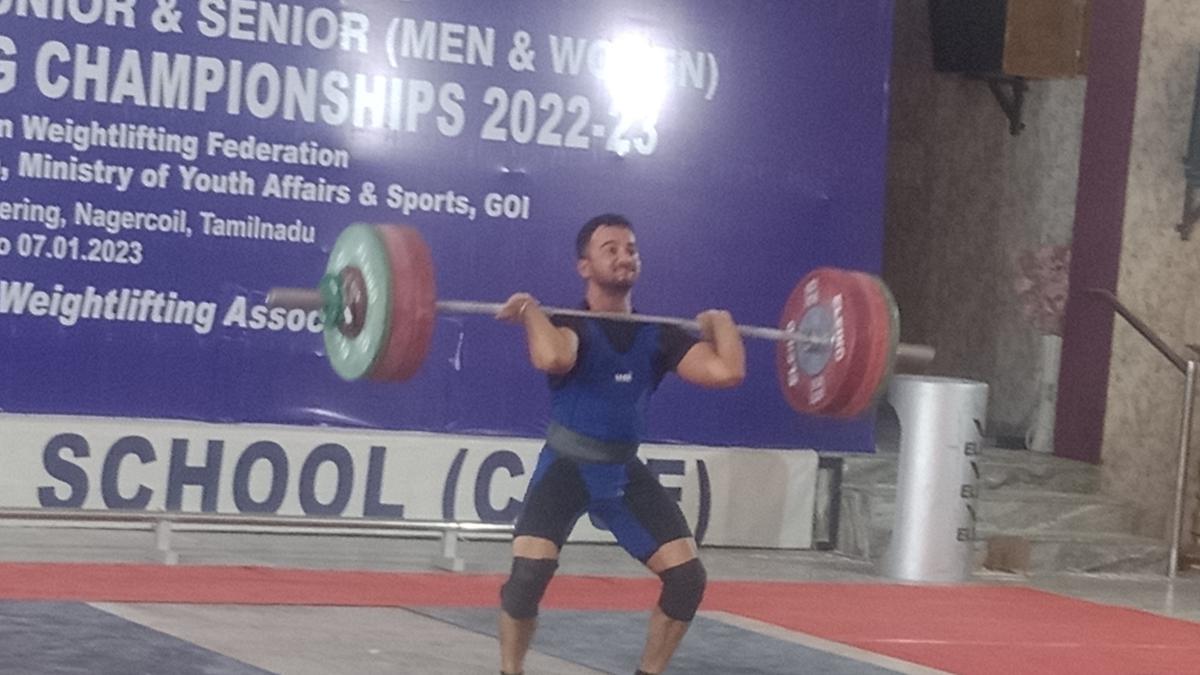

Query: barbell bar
[[267, 294, 912, 350], [267, 224, 935, 418]]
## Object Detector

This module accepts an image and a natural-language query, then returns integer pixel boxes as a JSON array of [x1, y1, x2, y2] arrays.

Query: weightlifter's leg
[[499, 536, 560, 675], [498, 448, 586, 675], [591, 459, 705, 675], [639, 538, 704, 674]]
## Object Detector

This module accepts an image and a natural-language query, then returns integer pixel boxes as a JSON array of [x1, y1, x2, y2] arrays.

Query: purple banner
[[0, 0, 893, 450]]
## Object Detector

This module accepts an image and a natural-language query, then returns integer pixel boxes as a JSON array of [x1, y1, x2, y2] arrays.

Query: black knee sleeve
[[500, 557, 558, 619], [657, 558, 706, 622]]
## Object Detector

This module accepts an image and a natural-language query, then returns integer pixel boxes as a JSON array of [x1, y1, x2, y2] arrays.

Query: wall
[[885, 0, 1200, 543], [1101, 0, 1200, 537], [883, 0, 1085, 441]]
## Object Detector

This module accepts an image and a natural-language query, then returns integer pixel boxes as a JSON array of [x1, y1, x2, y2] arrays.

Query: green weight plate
[[867, 275, 901, 407], [323, 224, 392, 381]]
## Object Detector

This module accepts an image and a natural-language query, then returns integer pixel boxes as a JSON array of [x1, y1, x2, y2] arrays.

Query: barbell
[[267, 224, 934, 418]]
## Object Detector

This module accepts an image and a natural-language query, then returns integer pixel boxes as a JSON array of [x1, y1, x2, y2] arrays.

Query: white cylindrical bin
[[880, 375, 989, 583]]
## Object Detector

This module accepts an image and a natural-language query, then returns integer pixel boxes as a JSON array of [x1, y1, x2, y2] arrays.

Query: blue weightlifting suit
[[513, 313, 697, 562], [551, 318, 659, 446]]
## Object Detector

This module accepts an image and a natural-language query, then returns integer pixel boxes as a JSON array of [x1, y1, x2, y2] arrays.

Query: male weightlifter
[[493, 214, 746, 675]]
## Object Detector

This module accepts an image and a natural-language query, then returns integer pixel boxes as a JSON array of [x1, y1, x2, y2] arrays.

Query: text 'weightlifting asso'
[[267, 224, 934, 418]]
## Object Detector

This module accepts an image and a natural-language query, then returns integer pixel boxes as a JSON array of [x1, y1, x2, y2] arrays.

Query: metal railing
[[0, 507, 514, 572], [1088, 289, 1197, 578]]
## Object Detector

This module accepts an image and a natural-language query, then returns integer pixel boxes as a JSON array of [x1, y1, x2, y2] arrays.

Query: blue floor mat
[[418, 607, 902, 675], [0, 601, 274, 675]]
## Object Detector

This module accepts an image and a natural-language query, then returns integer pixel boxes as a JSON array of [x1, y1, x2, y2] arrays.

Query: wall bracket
[[968, 74, 1029, 136]]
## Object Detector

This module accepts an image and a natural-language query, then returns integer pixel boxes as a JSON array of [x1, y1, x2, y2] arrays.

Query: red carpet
[[704, 582, 1200, 675], [2, 563, 1198, 674]]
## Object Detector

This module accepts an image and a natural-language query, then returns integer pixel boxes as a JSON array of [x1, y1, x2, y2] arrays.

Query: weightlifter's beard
[[597, 273, 637, 293]]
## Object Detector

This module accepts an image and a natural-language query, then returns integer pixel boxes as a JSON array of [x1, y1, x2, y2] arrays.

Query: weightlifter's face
[[579, 224, 640, 291]]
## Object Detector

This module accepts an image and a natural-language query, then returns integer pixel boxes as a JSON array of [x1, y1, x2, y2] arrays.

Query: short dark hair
[[576, 213, 632, 259]]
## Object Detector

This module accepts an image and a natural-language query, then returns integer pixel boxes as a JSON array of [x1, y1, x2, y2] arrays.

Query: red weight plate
[[776, 268, 868, 415], [833, 272, 895, 418], [866, 275, 902, 406], [369, 225, 438, 382], [814, 273, 883, 417]]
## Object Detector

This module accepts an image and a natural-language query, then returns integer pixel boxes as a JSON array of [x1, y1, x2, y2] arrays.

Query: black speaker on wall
[[929, 0, 1009, 73], [929, 0, 1090, 78]]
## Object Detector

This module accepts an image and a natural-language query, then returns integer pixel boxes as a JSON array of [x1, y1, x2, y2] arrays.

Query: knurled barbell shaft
[[266, 289, 935, 365], [437, 299, 814, 342]]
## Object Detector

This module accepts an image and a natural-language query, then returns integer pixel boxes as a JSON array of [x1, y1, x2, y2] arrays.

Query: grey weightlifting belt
[[545, 422, 639, 463]]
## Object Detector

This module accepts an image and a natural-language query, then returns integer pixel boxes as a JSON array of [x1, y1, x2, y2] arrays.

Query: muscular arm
[[675, 310, 746, 388], [496, 293, 579, 375]]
